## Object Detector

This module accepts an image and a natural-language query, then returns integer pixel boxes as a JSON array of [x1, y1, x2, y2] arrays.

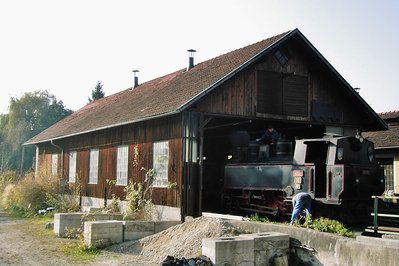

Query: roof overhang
[[23, 111, 179, 146]]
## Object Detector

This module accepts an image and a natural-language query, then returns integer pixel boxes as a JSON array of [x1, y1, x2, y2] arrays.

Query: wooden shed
[[24, 29, 386, 220]]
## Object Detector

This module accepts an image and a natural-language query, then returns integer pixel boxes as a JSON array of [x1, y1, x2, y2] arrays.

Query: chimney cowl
[[132, 70, 139, 88], [187, 49, 196, 71]]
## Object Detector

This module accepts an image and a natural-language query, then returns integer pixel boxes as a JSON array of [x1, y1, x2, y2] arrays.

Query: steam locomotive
[[223, 131, 384, 223]]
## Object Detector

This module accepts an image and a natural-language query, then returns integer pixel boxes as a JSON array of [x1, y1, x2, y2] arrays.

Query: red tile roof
[[364, 111, 399, 148], [25, 30, 291, 145]]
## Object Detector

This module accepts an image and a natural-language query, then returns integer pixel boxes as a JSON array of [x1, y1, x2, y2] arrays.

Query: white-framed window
[[89, 148, 99, 184], [51, 153, 58, 176], [116, 145, 128, 186], [153, 141, 169, 187], [68, 150, 77, 183]]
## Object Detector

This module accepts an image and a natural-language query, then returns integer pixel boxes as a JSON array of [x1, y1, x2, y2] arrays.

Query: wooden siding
[[194, 42, 311, 120], [37, 114, 183, 208], [193, 41, 365, 129]]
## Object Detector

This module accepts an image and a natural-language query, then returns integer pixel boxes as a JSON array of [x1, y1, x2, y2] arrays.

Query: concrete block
[[54, 212, 85, 237], [240, 232, 289, 266], [54, 212, 123, 238], [84, 220, 124, 247], [202, 236, 254, 266]]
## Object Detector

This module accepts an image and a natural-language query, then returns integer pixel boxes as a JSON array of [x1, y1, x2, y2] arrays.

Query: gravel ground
[[104, 216, 244, 265], [0, 210, 244, 265]]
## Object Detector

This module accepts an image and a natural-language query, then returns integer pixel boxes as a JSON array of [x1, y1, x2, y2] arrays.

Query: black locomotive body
[[223, 132, 384, 223]]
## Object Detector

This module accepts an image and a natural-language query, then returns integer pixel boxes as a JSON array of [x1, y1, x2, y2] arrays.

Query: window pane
[[116, 145, 128, 186], [89, 148, 99, 184], [153, 141, 169, 187], [69, 151, 77, 183], [51, 153, 58, 176]]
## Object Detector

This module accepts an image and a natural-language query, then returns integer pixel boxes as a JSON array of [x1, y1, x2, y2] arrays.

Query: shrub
[[123, 167, 155, 220], [296, 216, 353, 237], [1, 172, 60, 216]]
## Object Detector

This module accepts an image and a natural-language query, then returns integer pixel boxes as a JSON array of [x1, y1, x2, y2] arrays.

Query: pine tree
[[88, 81, 105, 102]]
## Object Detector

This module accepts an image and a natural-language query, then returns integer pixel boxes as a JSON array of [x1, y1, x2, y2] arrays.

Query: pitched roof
[[364, 111, 399, 149], [379, 110, 399, 121], [25, 28, 386, 145], [24, 30, 291, 145]]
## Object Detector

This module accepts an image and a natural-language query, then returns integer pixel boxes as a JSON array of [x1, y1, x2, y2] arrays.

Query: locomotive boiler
[[223, 131, 385, 223]]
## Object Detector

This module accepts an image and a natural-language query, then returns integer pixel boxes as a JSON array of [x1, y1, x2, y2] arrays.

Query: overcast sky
[[0, 0, 398, 114]]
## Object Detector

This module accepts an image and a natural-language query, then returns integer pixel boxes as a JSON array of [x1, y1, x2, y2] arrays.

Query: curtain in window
[[116, 145, 128, 185], [153, 141, 169, 187], [68, 151, 77, 183], [89, 148, 99, 184]]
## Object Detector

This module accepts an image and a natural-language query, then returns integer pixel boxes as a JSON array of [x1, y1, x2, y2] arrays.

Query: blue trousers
[[290, 192, 312, 224]]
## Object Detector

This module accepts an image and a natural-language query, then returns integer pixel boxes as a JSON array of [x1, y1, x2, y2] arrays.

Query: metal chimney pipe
[[187, 49, 196, 70], [132, 70, 139, 88]]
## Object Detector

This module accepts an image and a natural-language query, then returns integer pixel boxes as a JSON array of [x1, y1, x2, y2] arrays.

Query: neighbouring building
[[24, 29, 386, 221], [364, 111, 399, 195]]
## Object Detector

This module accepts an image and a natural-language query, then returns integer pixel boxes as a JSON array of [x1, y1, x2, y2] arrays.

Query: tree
[[0, 90, 73, 172], [88, 81, 105, 102]]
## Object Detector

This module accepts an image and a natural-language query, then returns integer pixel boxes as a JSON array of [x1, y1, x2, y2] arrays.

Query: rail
[[365, 195, 399, 235]]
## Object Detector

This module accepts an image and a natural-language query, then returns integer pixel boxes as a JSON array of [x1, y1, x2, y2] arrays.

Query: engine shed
[[25, 29, 386, 221]]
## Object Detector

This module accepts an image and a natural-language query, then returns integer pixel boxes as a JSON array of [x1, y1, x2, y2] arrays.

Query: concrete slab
[[240, 232, 289, 266], [202, 236, 254, 266]]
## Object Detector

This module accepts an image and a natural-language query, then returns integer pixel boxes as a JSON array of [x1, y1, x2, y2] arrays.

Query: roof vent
[[187, 49, 196, 71], [132, 70, 139, 88]]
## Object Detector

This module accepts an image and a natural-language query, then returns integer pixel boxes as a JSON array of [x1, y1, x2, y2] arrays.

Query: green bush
[[296, 216, 353, 237]]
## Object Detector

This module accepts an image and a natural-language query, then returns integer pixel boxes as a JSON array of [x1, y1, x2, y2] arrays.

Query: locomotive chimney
[[132, 70, 139, 88], [187, 49, 196, 71]]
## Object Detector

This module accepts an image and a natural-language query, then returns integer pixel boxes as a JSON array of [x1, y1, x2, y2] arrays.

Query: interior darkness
[[201, 116, 325, 213]]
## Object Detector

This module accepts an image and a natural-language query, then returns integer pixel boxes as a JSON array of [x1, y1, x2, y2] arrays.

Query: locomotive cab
[[294, 135, 384, 204]]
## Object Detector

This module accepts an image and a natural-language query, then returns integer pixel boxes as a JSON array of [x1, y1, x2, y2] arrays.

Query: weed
[[249, 213, 270, 223], [295, 216, 353, 237]]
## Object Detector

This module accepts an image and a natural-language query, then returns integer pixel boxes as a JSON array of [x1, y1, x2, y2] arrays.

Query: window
[[153, 141, 169, 187], [68, 151, 77, 183], [116, 145, 128, 186], [89, 148, 99, 184], [51, 153, 58, 176]]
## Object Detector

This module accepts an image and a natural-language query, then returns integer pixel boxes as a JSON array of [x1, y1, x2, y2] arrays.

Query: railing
[[366, 195, 399, 235]]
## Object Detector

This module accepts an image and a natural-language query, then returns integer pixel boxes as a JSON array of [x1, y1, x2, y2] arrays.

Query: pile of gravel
[[107, 217, 245, 265]]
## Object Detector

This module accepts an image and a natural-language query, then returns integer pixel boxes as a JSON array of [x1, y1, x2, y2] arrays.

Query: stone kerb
[[84, 220, 124, 247], [202, 236, 255, 266]]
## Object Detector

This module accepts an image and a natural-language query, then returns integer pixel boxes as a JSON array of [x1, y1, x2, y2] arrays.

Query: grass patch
[[60, 243, 101, 263]]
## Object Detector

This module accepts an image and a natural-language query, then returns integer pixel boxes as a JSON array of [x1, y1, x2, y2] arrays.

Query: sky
[[0, 0, 398, 114]]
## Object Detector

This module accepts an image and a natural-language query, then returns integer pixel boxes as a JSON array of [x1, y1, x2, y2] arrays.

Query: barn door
[[182, 112, 201, 218]]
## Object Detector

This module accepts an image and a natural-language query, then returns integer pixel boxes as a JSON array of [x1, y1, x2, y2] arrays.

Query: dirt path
[[0, 210, 149, 265]]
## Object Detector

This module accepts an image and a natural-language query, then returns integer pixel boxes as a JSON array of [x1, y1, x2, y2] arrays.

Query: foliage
[[123, 167, 155, 220], [0, 172, 61, 216], [103, 193, 121, 214], [45, 193, 80, 213], [0, 170, 18, 192], [249, 213, 270, 223], [88, 81, 105, 102], [0, 90, 72, 172], [295, 216, 353, 237]]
